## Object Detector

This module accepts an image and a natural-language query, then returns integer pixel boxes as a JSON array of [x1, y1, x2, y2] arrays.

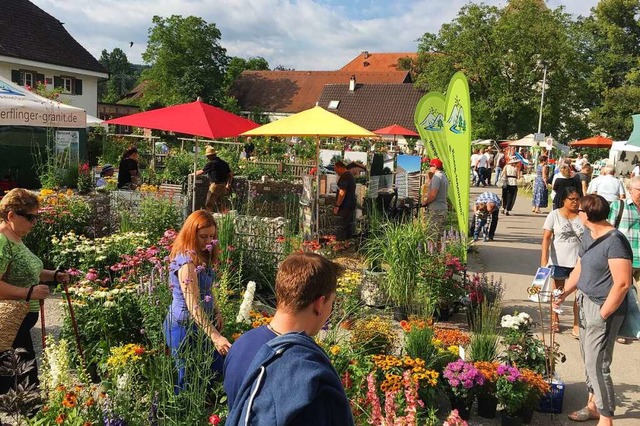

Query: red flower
[[208, 414, 221, 425]]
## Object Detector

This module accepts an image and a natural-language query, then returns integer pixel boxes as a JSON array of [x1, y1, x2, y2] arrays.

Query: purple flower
[[204, 294, 212, 303]]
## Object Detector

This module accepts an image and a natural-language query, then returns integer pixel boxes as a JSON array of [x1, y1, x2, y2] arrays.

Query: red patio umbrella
[[568, 135, 613, 148], [373, 124, 419, 138], [105, 98, 259, 139], [374, 124, 419, 149], [106, 98, 259, 210]]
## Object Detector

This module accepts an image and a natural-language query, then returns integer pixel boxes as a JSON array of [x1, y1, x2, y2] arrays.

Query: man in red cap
[[421, 158, 449, 237]]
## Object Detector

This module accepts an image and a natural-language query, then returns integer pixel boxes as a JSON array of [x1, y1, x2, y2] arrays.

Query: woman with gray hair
[[587, 165, 625, 203]]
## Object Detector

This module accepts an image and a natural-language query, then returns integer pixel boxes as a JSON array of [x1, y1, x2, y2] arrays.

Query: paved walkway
[[468, 185, 640, 425]]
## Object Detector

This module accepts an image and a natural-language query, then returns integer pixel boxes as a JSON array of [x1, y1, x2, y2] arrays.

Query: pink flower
[[208, 414, 221, 425], [85, 269, 98, 281]]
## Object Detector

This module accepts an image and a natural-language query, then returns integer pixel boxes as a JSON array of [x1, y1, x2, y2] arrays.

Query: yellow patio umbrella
[[242, 106, 375, 238]]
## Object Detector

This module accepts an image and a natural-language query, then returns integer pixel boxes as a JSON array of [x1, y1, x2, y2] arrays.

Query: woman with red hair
[[163, 210, 231, 392]]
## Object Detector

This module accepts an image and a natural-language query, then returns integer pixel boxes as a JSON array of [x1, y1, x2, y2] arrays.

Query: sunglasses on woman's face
[[15, 211, 38, 222]]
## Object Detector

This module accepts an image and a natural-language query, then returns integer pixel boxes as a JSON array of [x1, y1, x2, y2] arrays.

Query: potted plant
[[518, 368, 550, 424], [500, 312, 547, 375], [442, 359, 484, 420], [473, 361, 500, 418], [495, 364, 528, 426], [363, 221, 433, 317]]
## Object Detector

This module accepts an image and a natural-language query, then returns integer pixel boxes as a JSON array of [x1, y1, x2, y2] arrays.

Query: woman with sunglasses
[[541, 187, 584, 334], [554, 194, 632, 424], [0, 188, 69, 394]]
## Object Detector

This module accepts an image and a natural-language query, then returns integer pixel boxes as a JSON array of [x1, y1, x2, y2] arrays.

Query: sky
[[31, 0, 601, 71]]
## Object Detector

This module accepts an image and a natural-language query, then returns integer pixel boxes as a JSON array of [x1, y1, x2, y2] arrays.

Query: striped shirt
[[475, 191, 501, 208], [608, 199, 640, 268]]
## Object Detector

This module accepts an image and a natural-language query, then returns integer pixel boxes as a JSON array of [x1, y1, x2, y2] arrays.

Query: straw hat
[[205, 146, 216, 156]]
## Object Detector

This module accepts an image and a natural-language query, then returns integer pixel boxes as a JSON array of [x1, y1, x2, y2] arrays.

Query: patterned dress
[[532, 165, 549, 208]]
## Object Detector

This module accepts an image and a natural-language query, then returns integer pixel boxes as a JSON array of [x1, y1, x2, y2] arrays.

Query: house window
[[62, 77, 73, 93], [53, 76, 83, 95], [23, 72, 34, 88], [328, 100, 340, 110], [45, 77, 53, 85]]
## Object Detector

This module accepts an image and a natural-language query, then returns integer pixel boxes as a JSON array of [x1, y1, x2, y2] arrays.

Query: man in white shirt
[[470, 149, 481, 185], [475, 149, 489, 187], [632, 164, 640, 178], [587, 165, 625, 203]]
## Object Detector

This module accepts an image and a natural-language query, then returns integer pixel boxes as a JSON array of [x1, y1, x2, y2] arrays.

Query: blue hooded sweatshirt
[[225, 332, 354, 426]]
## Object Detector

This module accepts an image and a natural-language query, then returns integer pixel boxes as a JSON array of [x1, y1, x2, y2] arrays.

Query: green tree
[[415, 0, 589, 141], [583, 0, 640, 139], [141, 15, 229, 109], [98, 48, 136, 103]]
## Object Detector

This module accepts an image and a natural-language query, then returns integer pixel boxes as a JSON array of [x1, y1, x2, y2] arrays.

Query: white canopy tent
[[0, 74, 87, 128]]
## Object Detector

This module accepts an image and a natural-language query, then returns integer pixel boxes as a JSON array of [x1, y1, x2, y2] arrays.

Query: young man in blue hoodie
[[223, 252, 353, 425]]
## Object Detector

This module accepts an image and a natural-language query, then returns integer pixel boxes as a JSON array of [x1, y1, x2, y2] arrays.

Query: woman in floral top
[[0, 189, 69, 394], [163, 210, 231, 392]]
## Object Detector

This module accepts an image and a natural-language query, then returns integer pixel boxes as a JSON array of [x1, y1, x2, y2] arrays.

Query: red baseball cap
[[429, 158, 443, 169]]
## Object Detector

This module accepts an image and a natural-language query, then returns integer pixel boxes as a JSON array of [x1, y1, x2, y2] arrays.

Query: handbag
[[0, 299, 29, 352], [618, 286, 640, 339], [497, 174, 507, 188]]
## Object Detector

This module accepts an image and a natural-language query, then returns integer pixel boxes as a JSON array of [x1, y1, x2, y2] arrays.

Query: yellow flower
[[329, 345, 341, 356]]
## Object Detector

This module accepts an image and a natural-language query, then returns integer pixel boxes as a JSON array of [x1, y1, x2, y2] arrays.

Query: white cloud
[[30, 0, 599, 70]]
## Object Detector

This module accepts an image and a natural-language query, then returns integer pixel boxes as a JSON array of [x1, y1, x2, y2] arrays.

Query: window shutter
[[11, 70, 21, 84], [74, 79, 83, 95], [54, 76, 62, 88], [36, 73, 45, 85]]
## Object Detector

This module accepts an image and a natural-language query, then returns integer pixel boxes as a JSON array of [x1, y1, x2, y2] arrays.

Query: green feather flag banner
[[415, 72, 471, 240]]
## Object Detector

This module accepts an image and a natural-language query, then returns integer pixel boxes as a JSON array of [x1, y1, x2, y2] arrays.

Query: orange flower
[[56, 413, 66, 424], [520, 368, 551, 395], [61, 392, 77, 408], [473, 361, 500, 383], [134, 346, 145, 356], [434, 327, 471, 346], [85, 397, 95, 407], [83, 423, 93, 426]]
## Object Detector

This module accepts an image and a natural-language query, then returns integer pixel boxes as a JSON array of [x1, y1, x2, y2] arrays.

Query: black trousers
[[0, 311, 39, 394], [336, 208, 354, 241], [501, 185, 518, 212]]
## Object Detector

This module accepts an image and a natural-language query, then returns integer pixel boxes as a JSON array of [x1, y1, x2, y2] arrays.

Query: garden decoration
[[242, 106, 375, 239]]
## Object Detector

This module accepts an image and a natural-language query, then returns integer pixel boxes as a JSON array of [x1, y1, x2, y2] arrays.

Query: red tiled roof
[[0, 0, 106, 74], [231, 70, 411, 114], [339, 52, 417, 73], [317, 83, 425, 132]]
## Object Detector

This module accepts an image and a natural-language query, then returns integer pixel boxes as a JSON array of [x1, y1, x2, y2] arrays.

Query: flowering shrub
[[77, 162, 93, 194], [350, 316, 395, 355], [365, 370, 425, 426], [473, 361, 500, 396], [500, 312, 548, 375], [501, 312, 534, 330], [443, 409, 469, 426], [24, 190, 92, 265], [51, 231, 150, 275], [442, 360, 485, 402], [333, 269, 362, 321], [31, 383, 104, 425], [371, 355, 439, 391], [495, 364, 531, 415]]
